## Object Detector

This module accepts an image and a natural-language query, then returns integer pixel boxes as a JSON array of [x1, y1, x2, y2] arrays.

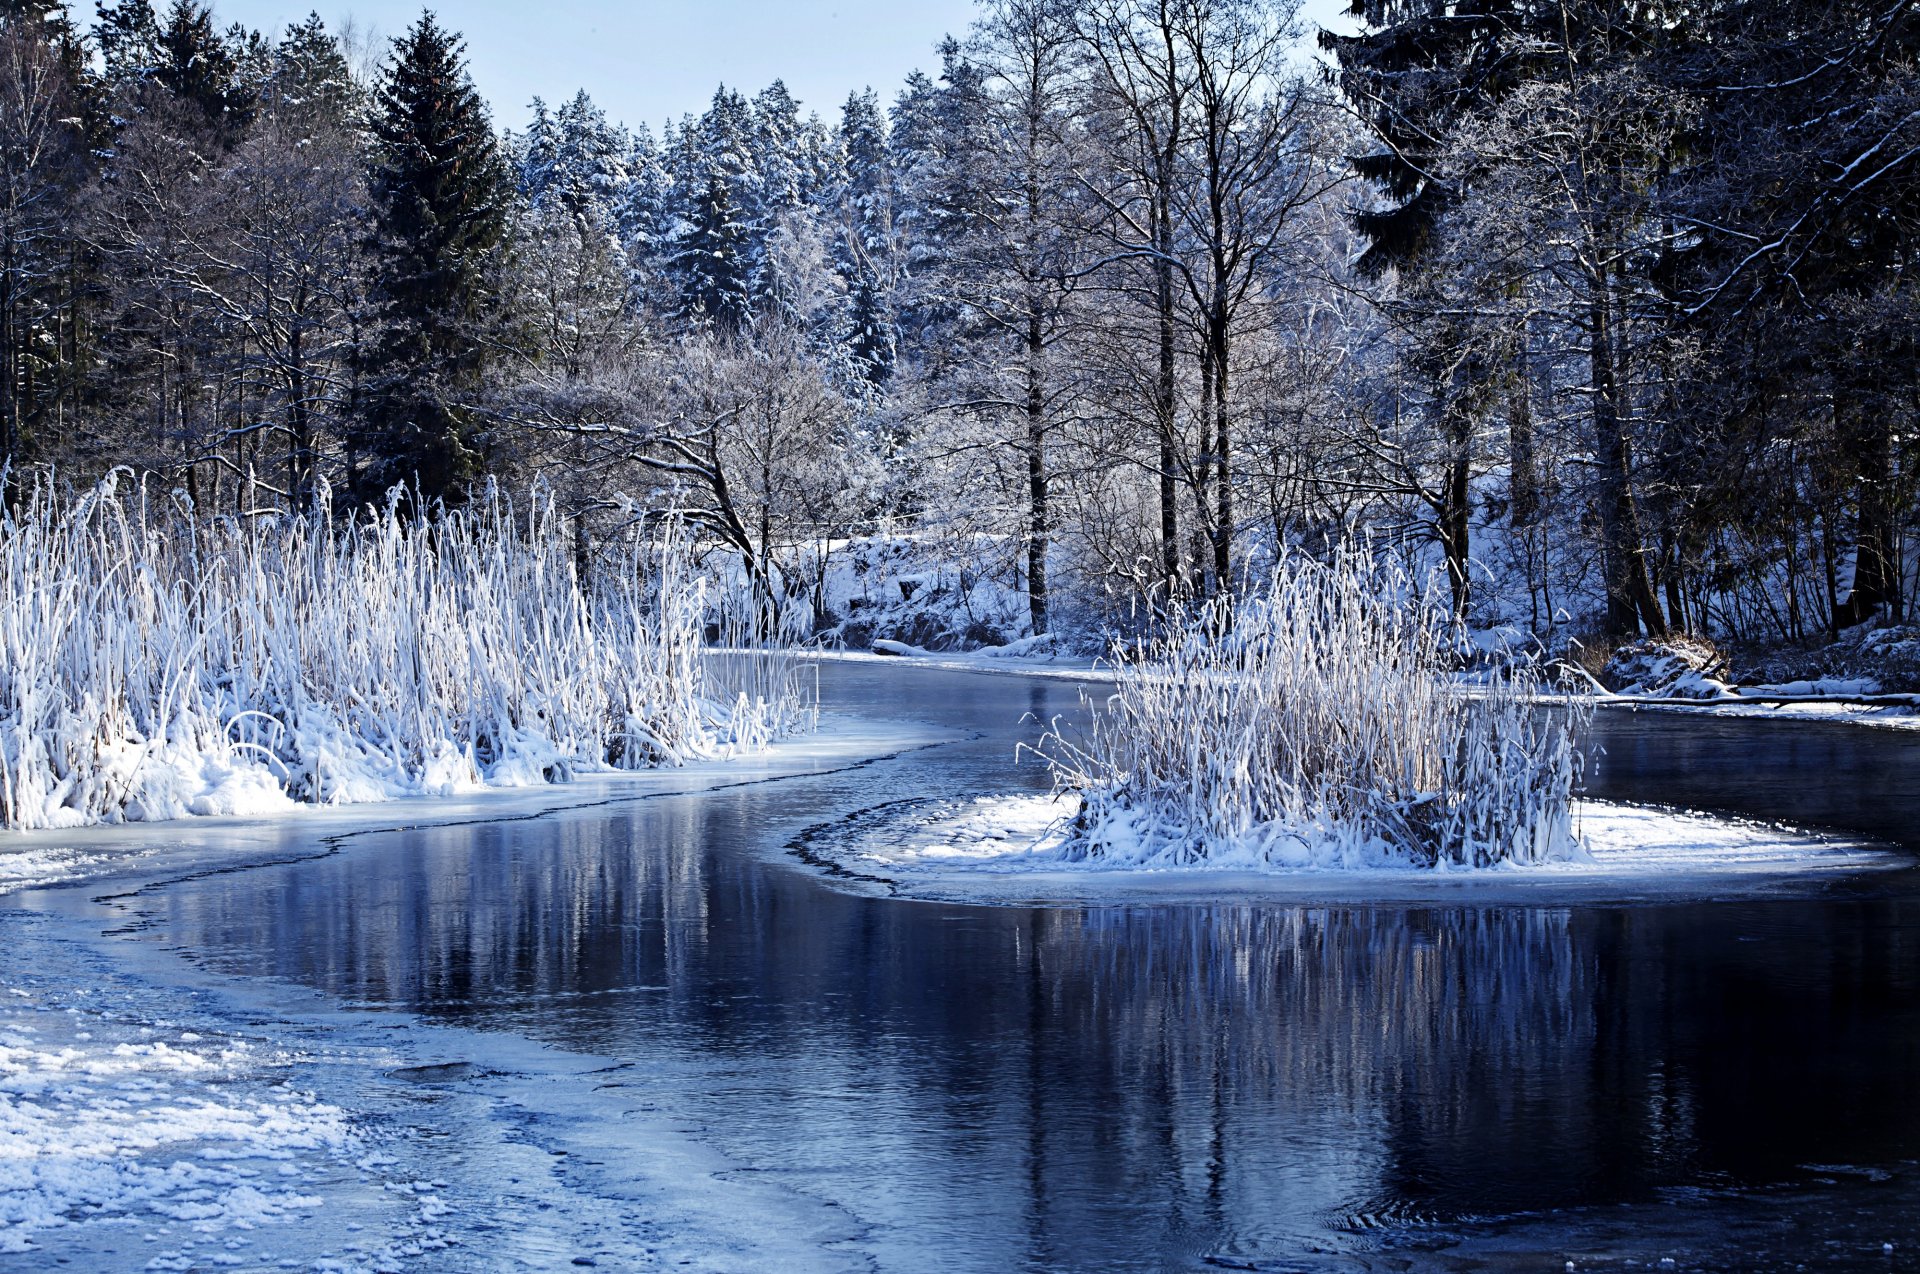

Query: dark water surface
[[130, 665, 1920, 1271]]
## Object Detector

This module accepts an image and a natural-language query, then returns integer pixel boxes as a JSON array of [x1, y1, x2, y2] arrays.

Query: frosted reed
[[1036, 554, 1589, 868], [0, 475, 815, 831]]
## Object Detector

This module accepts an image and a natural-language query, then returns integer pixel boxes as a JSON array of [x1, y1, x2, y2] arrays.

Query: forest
[[0, 0, 1915, 667]]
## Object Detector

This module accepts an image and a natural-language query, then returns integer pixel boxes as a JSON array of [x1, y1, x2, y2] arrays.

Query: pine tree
[[835, 88, 895, 383], [675, 168, 753, 332], [516, 96, 556, 198], [665, 87, 761, 333], [612, 121, 670, 272], [153, 0, 248, 127], [748, 80, 810, 217], [268, 11, 360, 131], [890, 41, 990, 350], [1321, 1, 1523, 276], [547, 90, 628, 222], [93, 0, 160, 85], [354, 10, 511, 507]]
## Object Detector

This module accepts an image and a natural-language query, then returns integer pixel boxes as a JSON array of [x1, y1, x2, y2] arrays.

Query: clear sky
[[206, 0, 1358, 134]]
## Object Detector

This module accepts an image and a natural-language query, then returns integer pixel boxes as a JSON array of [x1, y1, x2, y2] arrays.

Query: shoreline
[[784, 792, 1911, 907]]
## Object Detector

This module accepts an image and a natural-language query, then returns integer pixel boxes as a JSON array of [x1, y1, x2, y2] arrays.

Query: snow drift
[[0, 475, 815, 831], [1034, 555, 1589, 869]]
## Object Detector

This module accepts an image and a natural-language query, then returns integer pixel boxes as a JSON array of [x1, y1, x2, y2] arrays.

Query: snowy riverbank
[[791, 793, 1906, 905], [0, 717, 942, 1268]]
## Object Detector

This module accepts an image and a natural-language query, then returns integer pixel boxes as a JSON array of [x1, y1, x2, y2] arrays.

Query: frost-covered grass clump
[[1038, 556, 1590, 869], [0, 476, 815, 831]]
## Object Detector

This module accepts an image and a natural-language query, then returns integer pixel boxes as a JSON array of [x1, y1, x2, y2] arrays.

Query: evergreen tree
[[93, 0, 159, 85], [547, 90, 628, 222], [675, 167, 753, 332], [890, 41, 990, 351], [354, 10, 511, 506], [612, 120, 670, 273], [153, 0, 248, 126], [748, 80, 811, 217], [515, 95, 556, 197], [665, 87, 761, 332], [268, 11, 360, 131], [835, 88, 895, 382]]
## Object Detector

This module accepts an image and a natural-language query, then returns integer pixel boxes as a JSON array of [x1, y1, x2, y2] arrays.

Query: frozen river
[[8, 662, 1920, 1270]]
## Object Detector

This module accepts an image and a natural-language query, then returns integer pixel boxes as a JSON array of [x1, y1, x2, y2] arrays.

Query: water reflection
[[142, 664, 1920, 1272]]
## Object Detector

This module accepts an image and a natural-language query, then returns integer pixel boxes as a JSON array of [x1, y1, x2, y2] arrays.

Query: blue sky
[[208, 0, 1357, 134]]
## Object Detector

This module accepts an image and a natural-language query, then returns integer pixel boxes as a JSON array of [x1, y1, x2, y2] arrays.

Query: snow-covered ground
[[793, 792, 1905, 906], [1590, 631, 1920, 730], [1598, 694, 1920, 731], [813, 643, 1107, 682]]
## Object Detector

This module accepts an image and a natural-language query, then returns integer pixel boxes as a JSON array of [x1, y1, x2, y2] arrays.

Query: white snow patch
[[0, 713, 939, 897], [0, 991, 353, 1255], [810, 794, 1905, 904]]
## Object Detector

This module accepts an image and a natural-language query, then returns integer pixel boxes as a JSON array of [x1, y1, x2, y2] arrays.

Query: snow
[[814, 645, 1106, 682], [0, 936, 357, 1259], [1601, 637, 1736, 699], [798, 793, 1905, 905], [0, 480, 816, 835], [0, 715, 942, 899], [807, 533, 1041, 652], [1598, 695, 1920, 731]]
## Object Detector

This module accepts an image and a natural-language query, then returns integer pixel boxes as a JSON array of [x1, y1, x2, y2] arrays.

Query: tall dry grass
[[0, 474, 814, 830], [1035, 554, 1589, 868]]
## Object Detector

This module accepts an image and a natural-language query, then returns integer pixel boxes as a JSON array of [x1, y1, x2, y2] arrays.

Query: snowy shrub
[[1600, 635, 1734, 698], [1034, 554, 1590, 869], [0, 475, 815, 831]]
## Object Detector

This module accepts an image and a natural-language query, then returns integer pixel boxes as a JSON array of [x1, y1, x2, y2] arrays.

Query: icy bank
[[795, 793, 1905, 905], [0, 715, 945, 1266], [0, 479, 815, 832]]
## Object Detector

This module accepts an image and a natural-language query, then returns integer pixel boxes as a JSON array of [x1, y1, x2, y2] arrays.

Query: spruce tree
[[268, 12, 360, 130], [675, 169, 753, 332], [93, 0, 160, 85], [354, 10, 510, 507], [835, 88, 894, 383], [153, 0, 247, 126]]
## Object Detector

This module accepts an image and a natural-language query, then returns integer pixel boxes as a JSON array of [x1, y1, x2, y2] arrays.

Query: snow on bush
[[1600, 635, 1735, 698], [0, 475, 815, 831], [1035, 555, 1590, 869]]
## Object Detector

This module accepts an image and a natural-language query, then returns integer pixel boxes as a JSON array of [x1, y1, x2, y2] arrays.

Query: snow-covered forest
[[0, 0, 1916, 664]]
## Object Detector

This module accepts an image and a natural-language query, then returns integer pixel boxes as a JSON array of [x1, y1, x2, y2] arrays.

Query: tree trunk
[[1211, 305, 1232, 590], [288, 322, 313, 511], [1442, 397, 1473, 620], [1025, 309, 1049, 636], [1506, 343, 1539, 527], [1589, 290, 1666, 639], [1833, 397, 1900, 629], [1153, 193, 1180, 598], [1194, 343, 1216, 592]]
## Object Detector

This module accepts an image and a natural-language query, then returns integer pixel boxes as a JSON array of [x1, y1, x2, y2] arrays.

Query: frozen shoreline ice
[[0, 716, 941, 1269]]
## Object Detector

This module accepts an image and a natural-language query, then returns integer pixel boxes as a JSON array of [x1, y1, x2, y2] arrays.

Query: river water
[[109, 663, 1920, 1270]]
